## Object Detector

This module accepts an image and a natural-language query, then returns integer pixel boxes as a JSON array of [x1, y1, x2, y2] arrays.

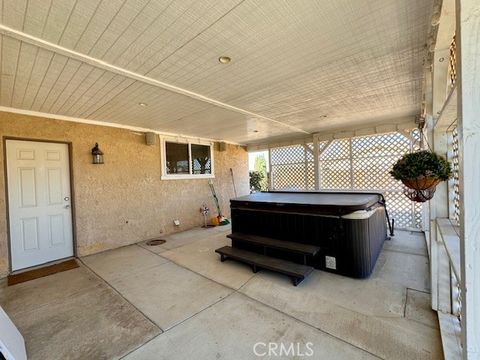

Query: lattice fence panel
[[306, 162, 315, 189], [318, 131, 422, 229], [321, 138, 350, 160], [352, 157, 400, 190], [319, 139, 351, 189], [448, 127, 460, 225], [413, 199, 423, 229], [320, 159, 352, 189], [271, 143, 315, 190], [351, 132, 412, 191], [271, 145, 305, 165], [384, 191, 422, 229], [352, 132, 411, 158], [449, 35, 457, 88], [269, 131, 422, 228]]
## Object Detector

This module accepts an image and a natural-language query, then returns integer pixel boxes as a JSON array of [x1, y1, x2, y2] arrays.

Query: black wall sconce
[[91, 143, 104, 164]]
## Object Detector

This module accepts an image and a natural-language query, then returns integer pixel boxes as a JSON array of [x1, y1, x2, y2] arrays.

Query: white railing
[[432, 122, 464, 359], [435, 218, 463, 359]]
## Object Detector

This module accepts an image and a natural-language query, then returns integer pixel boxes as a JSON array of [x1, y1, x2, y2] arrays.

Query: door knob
[[64, 205, 70, 209]]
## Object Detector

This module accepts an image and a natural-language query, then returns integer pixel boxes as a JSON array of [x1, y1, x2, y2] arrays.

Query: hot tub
[[230, 191, 389, 278]]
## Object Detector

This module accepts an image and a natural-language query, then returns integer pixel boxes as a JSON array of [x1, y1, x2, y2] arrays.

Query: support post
[[348, 138, 354, 189], [303, 143, 309, 189], [267, 145, 273, 191], [313, 138, 320, 190], [456, 0, 480, 357]]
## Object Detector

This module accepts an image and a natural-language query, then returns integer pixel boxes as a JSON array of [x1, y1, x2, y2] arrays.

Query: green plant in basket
[[390, 150, 452, 190]]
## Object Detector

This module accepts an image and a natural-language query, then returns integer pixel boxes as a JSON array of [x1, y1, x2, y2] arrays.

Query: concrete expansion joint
[[78, 257, 163, 333], [382, 248, 428, 258]]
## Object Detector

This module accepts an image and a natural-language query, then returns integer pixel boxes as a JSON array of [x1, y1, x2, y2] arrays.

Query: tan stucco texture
[[0, 111, 249, 276]]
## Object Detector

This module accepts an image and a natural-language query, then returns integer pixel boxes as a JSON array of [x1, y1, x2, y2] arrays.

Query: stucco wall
[[0, 111, 249, 276]]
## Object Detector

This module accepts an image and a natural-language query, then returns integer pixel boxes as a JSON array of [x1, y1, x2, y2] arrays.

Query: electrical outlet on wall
[[325, 256, 337, 270], [173, 219, 180, 226]]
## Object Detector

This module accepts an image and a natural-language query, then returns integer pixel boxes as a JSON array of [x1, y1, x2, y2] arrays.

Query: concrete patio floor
[[0, 226, 442, 359]]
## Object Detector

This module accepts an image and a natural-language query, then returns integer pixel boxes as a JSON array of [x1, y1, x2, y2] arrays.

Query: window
[[191, 144, 212, 174], [161, 137, 214, 179], [165, 142, 189, 174]]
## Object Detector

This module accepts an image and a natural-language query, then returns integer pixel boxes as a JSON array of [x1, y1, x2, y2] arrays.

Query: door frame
[[3, 137, 77, 273]]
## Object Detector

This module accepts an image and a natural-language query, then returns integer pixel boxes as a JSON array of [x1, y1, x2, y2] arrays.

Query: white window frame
[[160, 136, 215, 180]]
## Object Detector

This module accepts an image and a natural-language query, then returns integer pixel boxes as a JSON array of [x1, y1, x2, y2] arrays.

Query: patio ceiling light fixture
[[218, 56, 231, 64], [91, 143, 104, 164]]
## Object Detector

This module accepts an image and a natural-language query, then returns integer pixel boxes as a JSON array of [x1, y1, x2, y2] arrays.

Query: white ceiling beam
[[0, 106, 243, 145], [247, 116, 416, 150], [0, 23, 310, 136], [247, 135, 314, 152], [313, 116, 416, 141], [432, 0, 456, 117], [435, 0, 456, 51]]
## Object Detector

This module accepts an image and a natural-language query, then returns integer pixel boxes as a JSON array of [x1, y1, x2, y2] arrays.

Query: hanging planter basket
[[401, 176, 441, 190], [403, 187, 437, 203], [390, 150, 452, 203]]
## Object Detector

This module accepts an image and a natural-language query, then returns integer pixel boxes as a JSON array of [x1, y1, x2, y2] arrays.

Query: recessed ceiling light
[[138, 102, 148, 107], [218, 56, 231, 64]]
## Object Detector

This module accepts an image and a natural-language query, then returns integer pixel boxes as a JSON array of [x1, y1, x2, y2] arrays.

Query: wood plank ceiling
[[0, 0, 433, 144]]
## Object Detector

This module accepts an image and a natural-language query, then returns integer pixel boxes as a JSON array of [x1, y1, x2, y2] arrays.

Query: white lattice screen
[[270, 142, 320, 191], [270, 130, 423, 229], [320, 139, 351, 189], [448, 35, 457, 88], [448, 126, 460, 225]]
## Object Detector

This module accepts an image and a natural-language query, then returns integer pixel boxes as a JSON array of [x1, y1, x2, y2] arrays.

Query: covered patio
[[0, 0, 479, 359], [1, 226, 440, 359]]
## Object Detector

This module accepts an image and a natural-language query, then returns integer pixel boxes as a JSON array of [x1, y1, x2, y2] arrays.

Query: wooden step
[[227, 232, 321, 256], [215, 246, 314, 286]]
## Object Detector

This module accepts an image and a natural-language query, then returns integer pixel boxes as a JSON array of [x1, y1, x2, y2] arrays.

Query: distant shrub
[[249, 171, 265, 192]]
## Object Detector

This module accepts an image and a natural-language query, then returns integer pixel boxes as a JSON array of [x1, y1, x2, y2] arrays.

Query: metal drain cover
[[146, 239, 166, 246]]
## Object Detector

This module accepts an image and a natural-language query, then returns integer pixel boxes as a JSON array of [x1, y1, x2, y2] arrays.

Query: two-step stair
[[215, 232, 320, 286]]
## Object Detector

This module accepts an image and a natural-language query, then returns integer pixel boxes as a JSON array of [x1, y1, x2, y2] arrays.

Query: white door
[[6, 140, 73, 271]]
